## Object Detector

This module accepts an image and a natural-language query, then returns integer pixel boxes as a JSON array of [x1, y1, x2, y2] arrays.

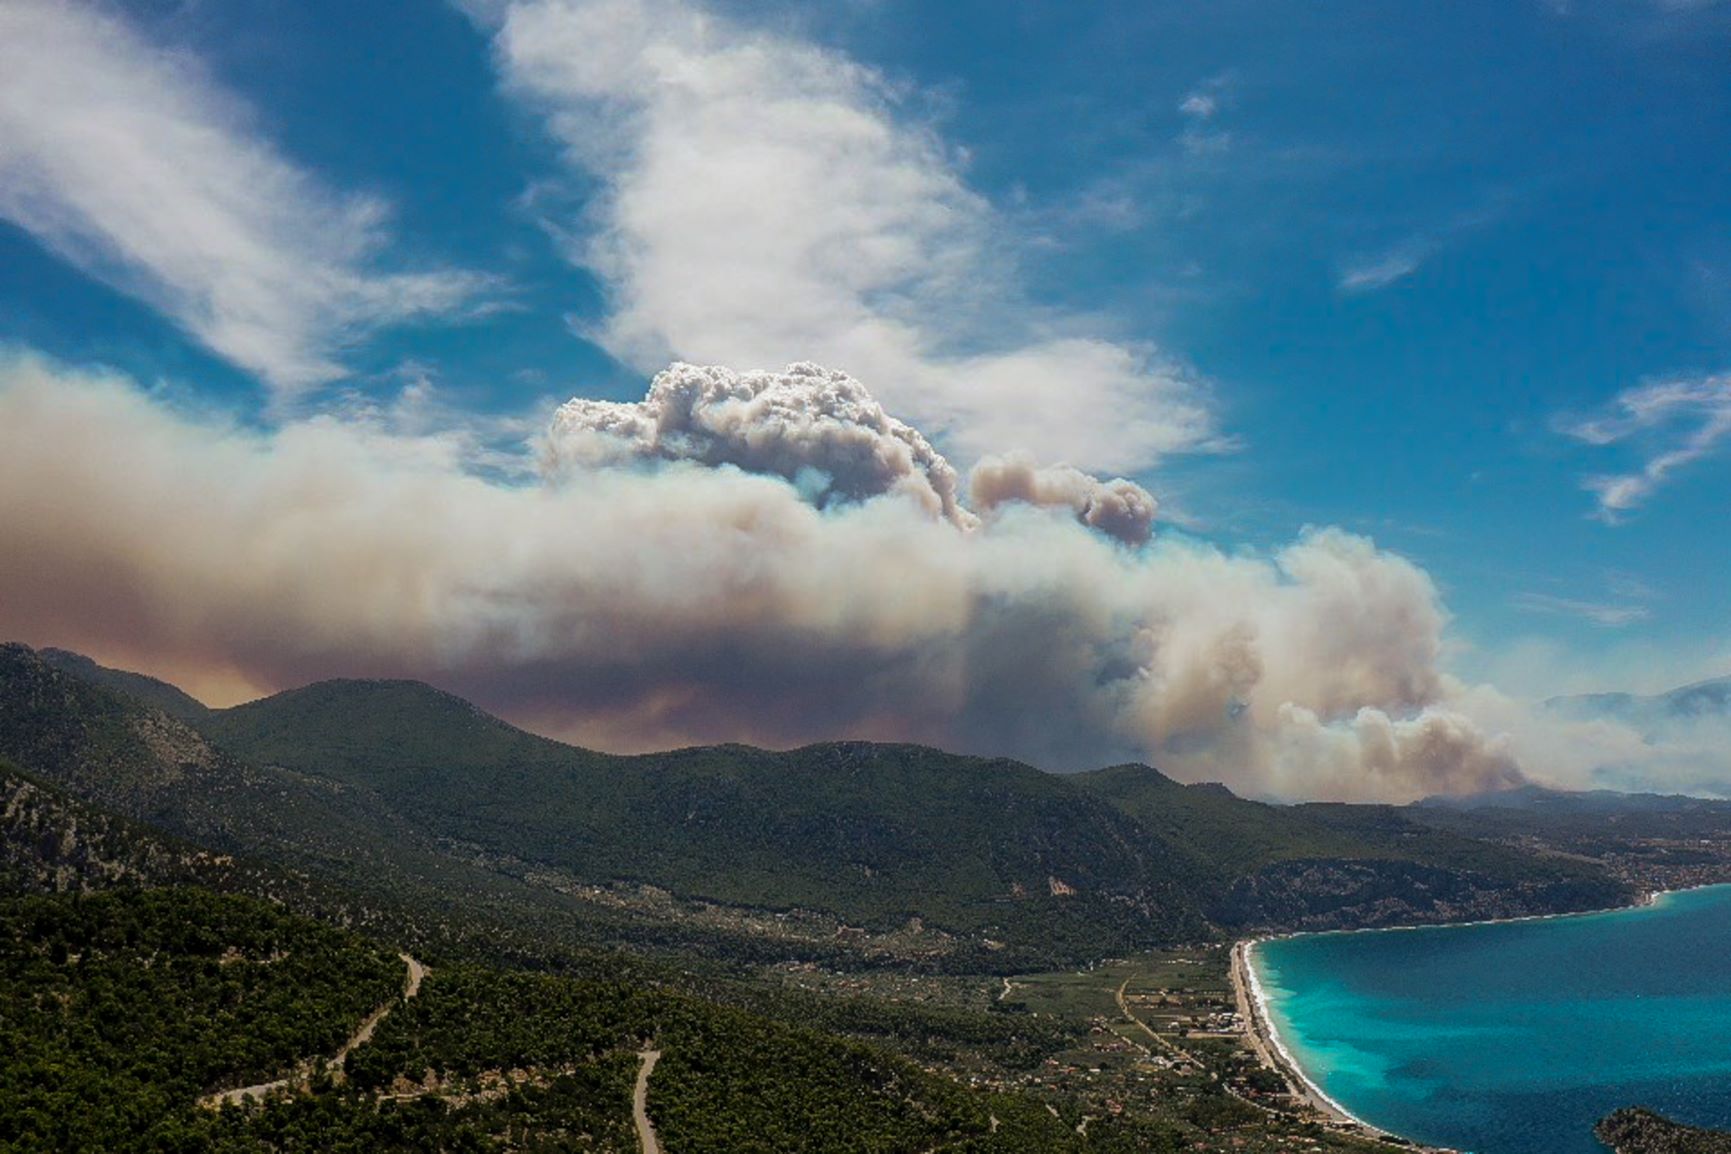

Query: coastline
[[1230, 940, 1400, 1139], [1229, 885, 1727, 1153], [1236, 938, 1465, 1154], [1253, 882, 1712, 948]]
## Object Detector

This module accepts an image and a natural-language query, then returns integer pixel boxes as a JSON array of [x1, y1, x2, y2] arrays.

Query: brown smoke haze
[[0, 351, 1684, 802]]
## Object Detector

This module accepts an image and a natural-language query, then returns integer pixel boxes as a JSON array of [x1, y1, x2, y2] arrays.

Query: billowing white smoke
[[969, 455, 1156, 546], [3, 351, 1682, 802], [545, 361, 974, 526], [543, 361, 1162, 545], [1270, 705, 1523, 801]]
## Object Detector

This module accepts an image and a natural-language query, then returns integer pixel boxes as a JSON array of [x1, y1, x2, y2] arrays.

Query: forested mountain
[[37, 647, 213, 724], [190, 663, 1629, 936], [200, 677, 1220, 955], [1074, 764, 1630, 929], [1, 757, 289, 897], [0, 644, 877, 970], [0, 642, 1635, 970]]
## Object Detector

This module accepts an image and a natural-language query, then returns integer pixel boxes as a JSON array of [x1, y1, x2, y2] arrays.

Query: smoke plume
[[545, 361, 973, 526], [1, 350, 1679, 802], [969, 455, 1156, 546]]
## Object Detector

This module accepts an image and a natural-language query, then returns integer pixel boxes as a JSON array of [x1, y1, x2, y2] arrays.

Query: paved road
[[633, 1049, 663, 1154], [202, 952, 426, 1109]]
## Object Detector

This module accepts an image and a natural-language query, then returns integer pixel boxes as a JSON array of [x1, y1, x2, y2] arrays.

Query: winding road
[[202, 952, 426, 1109]]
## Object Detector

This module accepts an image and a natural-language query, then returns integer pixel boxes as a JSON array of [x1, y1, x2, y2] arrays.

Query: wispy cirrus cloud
[[0, 0, 494, 399], [1337, 197, 1512, 296], [1559, 372, 1731, 519], [466, 0, 1223, 474], [1335, 187, 1518, 296], [1537, 0, 1731, 41], [1177, 75, 1233, 157], [1511, 591, 1652, 628], [1337, 240, 1435, 293]]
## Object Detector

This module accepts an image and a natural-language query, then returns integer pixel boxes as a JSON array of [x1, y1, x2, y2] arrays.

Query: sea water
[[1251, 885, 1731, 1153]]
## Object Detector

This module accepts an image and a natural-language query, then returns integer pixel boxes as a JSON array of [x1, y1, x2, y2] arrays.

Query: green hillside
[[0, 645, 887, 971], [1072, 762, 1375, 879], [202, 678, 1216, 955], [200, 673, 1632, 941], [0, 888, 403, 1151], [0, 730, 1115, 1117], [0, 643, 1652, 1153], [4, 643, 1634, 968], [1, 756, 303, 898], [1073, 762, 1629, 929]]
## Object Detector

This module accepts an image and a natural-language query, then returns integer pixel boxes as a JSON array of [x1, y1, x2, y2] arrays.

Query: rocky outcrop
[[1597, 1107, 1731, 1153]]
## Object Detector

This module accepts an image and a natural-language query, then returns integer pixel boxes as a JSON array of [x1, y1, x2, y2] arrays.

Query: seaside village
[[777, 943, 1409, 1153]]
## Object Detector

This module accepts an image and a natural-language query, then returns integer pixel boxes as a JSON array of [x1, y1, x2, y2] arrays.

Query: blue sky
[[1, 0, 1728, 717]]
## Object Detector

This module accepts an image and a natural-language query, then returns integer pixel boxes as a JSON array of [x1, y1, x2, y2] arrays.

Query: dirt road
[[202, 952, 426, 1109], [633, 1049, 663, 1154]]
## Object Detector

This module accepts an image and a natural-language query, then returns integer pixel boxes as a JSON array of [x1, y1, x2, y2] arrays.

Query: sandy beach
[[1231, 939, 1461, 1152], [1230, 941, 1363, 1126]]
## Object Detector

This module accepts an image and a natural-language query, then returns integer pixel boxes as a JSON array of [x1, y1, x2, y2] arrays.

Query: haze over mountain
[[1539, 674, 1731, 797], [1549, 675, 1731, 729]]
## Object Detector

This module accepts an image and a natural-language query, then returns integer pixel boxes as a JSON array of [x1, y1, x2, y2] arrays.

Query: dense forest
[[0, 887, 1200, 1153], [0, 889, 401, 1151]]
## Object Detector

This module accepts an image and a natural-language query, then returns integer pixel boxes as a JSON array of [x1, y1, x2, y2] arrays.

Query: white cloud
[[471, 0, 1220, 474], [1559, 372, 1731, 518], [1176, 77, 1233, 157], [1337, 241, 1432, 293], [0, 0, 492, 398], [1179, 93, 1217, 120], [1336, 196, 1511, 296], [1510, 592, 1651, 628]]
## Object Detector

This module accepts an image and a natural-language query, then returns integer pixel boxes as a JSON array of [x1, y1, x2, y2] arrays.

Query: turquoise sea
[[1251, 885, 1731, 1154]]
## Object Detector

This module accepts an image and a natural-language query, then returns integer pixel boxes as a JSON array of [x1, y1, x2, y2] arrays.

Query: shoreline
[[1229, 886, 1726, 1152], [1230, 940, 1407, 1141], [1250, 882, 1716, 949]]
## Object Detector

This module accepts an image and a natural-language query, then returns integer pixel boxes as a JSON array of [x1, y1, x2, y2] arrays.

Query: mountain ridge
[[1, 642, 1639, 966]]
